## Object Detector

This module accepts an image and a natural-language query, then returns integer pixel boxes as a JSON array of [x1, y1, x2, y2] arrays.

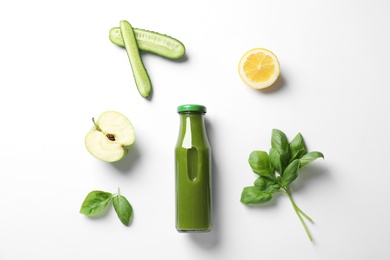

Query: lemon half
[[238, 48, 280, 89]]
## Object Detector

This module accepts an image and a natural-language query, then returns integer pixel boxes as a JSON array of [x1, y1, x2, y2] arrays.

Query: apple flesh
[[85, 111, 135, 162]]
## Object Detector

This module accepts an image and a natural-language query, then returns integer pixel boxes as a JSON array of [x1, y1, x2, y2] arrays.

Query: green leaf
[[269, 148, 283, 174], [254, 177, 266, 189], [276, 176, 282, 185], [264, 183, 280, 193], [281, 159, 300, 187], [299, 151, 324, 168], [289, 133, 307, 161], [240, 186, 273, 204], [290, 148, 306, 162], [271, 129, 290, 158], [80, 191, 113, 216], [248, 150, 274, 179], [269, 147, 290, 175], [254, 177, 280, 193], [113, 192, 133, 226]]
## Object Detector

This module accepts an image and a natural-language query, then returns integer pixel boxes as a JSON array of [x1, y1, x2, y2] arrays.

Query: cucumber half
[[120, 20, 152, 98], [110, 27, 186, 59]]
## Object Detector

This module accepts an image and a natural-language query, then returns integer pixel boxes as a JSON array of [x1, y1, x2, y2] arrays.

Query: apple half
[[85, 111, 135, 162]]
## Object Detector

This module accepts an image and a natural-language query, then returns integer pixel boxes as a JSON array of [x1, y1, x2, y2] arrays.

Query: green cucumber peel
[[240, 129, 324, 241], [110, 27, 186, 59], [120, 20, 152, 98]]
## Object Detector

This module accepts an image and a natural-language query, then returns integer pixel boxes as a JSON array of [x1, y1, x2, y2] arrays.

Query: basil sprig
[[80, 188, 133, 226], [241, 129, 324, 241]]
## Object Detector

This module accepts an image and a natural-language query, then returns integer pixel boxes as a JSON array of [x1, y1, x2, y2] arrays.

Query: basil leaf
[[299, 151, 324, 168], [290, 148, 306, 163], [269, 148, 283, 174], [254, 177, 266, 190], [276, 176, 282, 185], [113, 194, 133, 226], [248, 150, 274, 179], [255, 177, 280, 193], [264, 183, 280, 193], [281, 159, 300, 186], [240, 186, 273, 205], [80, 191, 113, 216], [289, 133, 307, 160], [271, 129, 290, 159]]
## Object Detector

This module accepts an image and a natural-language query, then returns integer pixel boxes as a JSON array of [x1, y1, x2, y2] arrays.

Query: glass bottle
[[175, 104, 212, 232]]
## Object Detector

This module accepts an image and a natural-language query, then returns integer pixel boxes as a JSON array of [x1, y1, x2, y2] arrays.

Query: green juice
[[175, 104, 212, 232]]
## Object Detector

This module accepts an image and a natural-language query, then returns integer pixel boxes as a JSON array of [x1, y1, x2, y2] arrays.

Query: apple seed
[[92, 117, 116, 141], [106, 134, 116, 141]]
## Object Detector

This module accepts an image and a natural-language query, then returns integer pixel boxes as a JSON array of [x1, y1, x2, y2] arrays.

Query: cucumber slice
[[109, 27, 186, 59], [120, 20, 152, 98]]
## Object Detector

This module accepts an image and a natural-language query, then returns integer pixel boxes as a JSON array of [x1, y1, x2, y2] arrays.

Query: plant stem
[[284, 187, 313, 241], [287, 195, 313, 223], [92, 117, 101, 131], [295, 205, 313, 223]]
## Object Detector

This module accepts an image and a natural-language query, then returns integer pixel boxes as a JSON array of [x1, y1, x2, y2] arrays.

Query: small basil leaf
[[254, 176, 280, 193], [270, 148, 290, 175], [80, 191, 113, 216], [281, 159, 300, 186], [240, 186, 273, 205], [254, 177, 266, 189], [271, 129, 290, 159], [269, 148, 283, 174], [299, 151, 324, 168], [263, 181, 280, 193], [113, 194, 133, 226], [289, 133, 307, 160], [276, 176, 282, 185], [248, 150, 274, 179], [290, 148, 306, 163]]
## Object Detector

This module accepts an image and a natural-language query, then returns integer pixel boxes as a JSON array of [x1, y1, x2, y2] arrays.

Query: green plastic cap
[[177, 104, 207, 114]]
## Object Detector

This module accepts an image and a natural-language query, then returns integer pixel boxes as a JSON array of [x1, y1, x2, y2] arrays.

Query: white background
[[0, 0, 389, 259]]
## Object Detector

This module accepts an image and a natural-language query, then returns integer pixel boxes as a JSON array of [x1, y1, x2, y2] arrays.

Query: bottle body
[[175, 105, 212, 232]]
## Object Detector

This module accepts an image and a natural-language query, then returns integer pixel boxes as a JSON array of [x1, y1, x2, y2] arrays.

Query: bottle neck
[[178, 112, 207, 148], [179, 112, 206, 131]]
